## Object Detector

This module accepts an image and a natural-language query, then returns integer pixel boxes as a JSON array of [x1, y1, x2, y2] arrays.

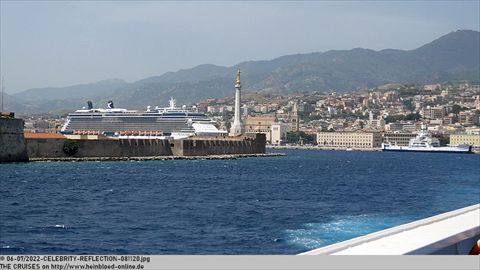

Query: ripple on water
[[0, 245, 26, 253]]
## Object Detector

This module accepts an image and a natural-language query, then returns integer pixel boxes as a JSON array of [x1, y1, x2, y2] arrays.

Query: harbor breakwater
[[0, 117, 29, 162], [26, 137, 173, 158], [25, 133, 266, 160], [171, 134, 265, 156]]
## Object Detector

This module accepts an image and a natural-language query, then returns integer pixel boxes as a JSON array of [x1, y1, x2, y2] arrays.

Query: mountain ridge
[[6, 29, 480, 114]]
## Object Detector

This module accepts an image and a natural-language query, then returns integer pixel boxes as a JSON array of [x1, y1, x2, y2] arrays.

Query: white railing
[[300, 204, 480, 255]]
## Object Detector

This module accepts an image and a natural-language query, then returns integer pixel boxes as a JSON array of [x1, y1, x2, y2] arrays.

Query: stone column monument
[[229, 69, 245, 136]]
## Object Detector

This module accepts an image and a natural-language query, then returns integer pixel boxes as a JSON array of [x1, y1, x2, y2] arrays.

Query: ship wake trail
[[284, 214, 410, 250]]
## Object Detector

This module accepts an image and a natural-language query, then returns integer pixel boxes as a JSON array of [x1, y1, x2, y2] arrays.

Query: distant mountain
[[1, 93, 30, 114], [8, 30, 480, 114], [14, 79, 128, 102]]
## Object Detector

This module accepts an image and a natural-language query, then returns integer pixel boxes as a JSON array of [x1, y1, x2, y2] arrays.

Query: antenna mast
[[1, 76, 4, 112]]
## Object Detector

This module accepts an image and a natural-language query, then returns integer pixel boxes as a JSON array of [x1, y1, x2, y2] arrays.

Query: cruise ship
[[60, 98, 227, 139], [382, 128, 472, 153]]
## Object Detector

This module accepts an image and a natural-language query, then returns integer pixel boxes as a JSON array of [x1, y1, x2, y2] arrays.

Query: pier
[[25, 133, 267, 159]]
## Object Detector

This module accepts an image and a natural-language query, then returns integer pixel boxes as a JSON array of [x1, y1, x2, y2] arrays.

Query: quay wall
[[27, 138, 173, 158], [267, 145, 381, 151], [26, 134, 266, 158], [171, 134, 266, 156], [0, 118, 29, 162]]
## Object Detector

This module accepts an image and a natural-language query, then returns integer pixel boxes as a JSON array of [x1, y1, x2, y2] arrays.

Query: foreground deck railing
[[300, 204, 480, 255]]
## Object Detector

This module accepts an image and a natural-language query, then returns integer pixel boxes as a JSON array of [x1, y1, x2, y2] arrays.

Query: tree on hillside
[[403, 99, 415, 111], [286, 131, 316, 145], [451, 104, 469, 114]]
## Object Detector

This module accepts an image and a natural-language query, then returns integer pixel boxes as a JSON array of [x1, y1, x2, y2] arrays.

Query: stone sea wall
[[171, 134, 266, 156], [26, 138, 173, 158], [26, 134, 266, 159]]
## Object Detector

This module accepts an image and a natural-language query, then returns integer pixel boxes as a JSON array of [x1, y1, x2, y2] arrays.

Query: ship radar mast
[[169, 97, 176, 109], [1, 76, 4, 112]]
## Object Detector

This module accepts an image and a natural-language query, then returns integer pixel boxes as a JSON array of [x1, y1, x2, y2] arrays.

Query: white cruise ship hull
[[60, 99, 227, 138], [382, 145, 472, 153]]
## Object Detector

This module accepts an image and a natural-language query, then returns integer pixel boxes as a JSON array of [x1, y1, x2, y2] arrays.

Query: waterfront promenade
[[268, 145, 382, 151], [267, 145, 480, 153]]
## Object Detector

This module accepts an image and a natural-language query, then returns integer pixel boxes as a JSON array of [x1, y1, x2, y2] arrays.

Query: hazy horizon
[[1, 1, 479, 94]]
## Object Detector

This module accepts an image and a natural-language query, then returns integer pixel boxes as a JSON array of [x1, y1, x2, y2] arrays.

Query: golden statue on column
[[229, 68, 244, 136]]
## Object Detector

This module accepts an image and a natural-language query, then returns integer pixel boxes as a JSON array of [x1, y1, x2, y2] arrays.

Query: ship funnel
[[107, 100, 115, 109], [87, 101, 93, 110]]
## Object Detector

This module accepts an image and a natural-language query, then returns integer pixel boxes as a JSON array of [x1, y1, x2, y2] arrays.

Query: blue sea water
[[0, 149, 479, 254]]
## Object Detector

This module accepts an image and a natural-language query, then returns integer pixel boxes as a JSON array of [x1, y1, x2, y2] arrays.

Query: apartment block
[[316, 131, 382, 149]]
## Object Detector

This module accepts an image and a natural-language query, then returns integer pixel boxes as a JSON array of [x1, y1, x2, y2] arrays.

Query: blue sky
[[1, 1, 479, 93]]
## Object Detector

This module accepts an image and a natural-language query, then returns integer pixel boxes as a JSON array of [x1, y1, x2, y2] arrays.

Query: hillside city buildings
[[198, 82, 480, 151], [23, 82, 480, 151]]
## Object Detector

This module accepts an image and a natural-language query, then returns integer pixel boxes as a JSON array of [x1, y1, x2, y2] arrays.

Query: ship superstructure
[[61, 98, 227, 139], [382, 127, 472, 153]]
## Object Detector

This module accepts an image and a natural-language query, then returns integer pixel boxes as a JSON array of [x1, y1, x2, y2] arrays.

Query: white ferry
[[382, 129, 472, 153], [60, 98, 227, 139]]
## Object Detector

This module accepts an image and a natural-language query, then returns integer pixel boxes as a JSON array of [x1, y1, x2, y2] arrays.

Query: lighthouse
[[229, 69, 245, 136]]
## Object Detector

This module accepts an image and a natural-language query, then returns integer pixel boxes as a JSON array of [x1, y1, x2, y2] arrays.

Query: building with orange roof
[[24, 132, 66, 139]]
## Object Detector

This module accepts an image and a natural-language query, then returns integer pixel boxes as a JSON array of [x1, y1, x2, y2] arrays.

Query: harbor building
[[229, 69, 245, 136], [316, 131, 382, 149], [245, 116, 276, 143], [270, 122, 289, 145], [383, 132, 417, 146], [450, 134, 480, 151]]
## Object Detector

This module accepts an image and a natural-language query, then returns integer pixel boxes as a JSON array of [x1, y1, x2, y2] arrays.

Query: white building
[[242, 105, 250, 117], [317, 131, 382, 149], [270, 123, 289, 145]]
